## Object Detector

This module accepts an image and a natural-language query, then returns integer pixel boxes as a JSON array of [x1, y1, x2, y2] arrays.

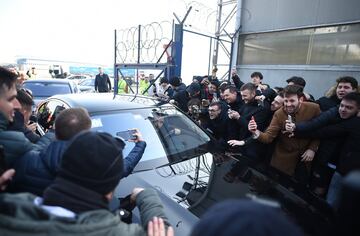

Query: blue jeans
[[326, 171, 343, 209]]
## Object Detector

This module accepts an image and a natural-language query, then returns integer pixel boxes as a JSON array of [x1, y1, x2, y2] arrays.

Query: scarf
[[43, 177, 109, 214]]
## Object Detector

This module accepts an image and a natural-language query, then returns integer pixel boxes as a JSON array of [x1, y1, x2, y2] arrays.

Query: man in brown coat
[[248, 85, 320, 177]]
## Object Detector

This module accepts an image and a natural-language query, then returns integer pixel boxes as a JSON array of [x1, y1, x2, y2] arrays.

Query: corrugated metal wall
[[236, 0, 360, 99]]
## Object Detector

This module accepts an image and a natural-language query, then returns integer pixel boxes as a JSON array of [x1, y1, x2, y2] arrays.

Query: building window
[[237, 23, 360, 66]]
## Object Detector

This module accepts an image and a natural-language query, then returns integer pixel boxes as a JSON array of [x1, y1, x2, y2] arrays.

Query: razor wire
[[115, 1, 229, 64], [116, 21, 173, 63], [183, 0, 217, 33]]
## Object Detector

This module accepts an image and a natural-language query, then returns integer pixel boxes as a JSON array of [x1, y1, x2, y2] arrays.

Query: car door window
[[90, 106, 211, 171], [37, 100, 69, 130]]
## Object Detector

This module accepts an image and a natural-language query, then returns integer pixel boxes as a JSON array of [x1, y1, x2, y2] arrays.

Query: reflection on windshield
[[90, 105, 211, 168], [148, 106, 210, 163]]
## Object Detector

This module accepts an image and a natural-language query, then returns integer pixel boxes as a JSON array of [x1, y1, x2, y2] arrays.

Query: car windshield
[[90, 105, 211, 170], [24, 82, 72, 97]]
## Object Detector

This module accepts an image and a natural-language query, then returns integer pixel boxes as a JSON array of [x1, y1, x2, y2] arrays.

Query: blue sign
[[69, 66, 135, 77]]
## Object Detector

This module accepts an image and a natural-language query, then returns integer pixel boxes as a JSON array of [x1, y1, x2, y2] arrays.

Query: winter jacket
[[173, 90, 195, 112], [234, 99, 272, 159], [231, 74, 244, 91], [236, 99, 272, 137], [295, 106, 340, 132], [7, 110, 40, 143], [298, 117, 360, 176], [9, 141, 147, 196], [0, 112, 53, 167], [95, 73, 111, 92], [9, 140, 68, 196], [172, 83, 186, 97], [227, 93, 244, 112], [316, 95, 340, 111], [295, 106, 343, 165], [0, 188, 168, 236], [202, 110, 238, 149]]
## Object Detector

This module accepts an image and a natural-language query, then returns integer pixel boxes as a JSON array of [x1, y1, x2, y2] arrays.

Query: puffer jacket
[[9, 140, 146, 196], [316, 95, 340, 111], [0, 112, 54, 167], [0, 189, 168, 236], [9, 140, 68, 196]]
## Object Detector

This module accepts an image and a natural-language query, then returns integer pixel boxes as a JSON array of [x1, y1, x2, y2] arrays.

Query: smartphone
[[287, 115, 292, 123], [116, 130, 136, 141]]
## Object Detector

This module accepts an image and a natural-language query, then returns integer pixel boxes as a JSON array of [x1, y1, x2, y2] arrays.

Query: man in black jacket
[[251, 71, 277, 104], [222, 85, 244, 112], [287, 92, 360, 206], [227, 83, 272, 160], [202, 102, 238, 151], [169, 76, 186, 97], [95, 67, 112, 93], [316, 76, 358, 111], [172, 82, 201, 112]]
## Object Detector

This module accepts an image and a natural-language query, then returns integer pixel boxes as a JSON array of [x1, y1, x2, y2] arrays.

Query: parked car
[[23, 79, 79, 105], [78, 78, 95, 93], [35, 93, 334, 236]]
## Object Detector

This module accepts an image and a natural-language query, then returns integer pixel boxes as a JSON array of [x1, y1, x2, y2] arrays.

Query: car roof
[[24, 79, 73, 84], [48, 93, 163, 113]]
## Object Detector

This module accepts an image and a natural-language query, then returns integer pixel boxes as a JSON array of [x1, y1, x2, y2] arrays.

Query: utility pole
[[212, 0, 223, 68]]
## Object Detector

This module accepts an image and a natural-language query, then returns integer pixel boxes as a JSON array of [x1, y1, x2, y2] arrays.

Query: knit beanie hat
[[191, 200, 303, 236], [186, 82, 201, 97], [58, 131, 125, 195], [170, 76, 181, 87]]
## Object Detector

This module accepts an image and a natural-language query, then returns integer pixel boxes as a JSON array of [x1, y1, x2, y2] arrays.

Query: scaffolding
[[114, 0, 242, 95]]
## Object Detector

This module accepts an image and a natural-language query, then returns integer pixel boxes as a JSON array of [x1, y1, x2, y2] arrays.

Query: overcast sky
[[0, 0, 234, 83]]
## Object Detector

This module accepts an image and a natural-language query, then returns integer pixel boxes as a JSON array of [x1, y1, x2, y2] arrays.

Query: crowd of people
[[141, 68, 359, 211], [0, 64, 359, 235]]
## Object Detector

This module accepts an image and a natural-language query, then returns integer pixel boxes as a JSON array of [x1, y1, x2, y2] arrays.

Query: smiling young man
[[248, 84, 321, 178], [0, 68, 21, 123], [317, 76, 358, 111], [0, 67, 53, 167]]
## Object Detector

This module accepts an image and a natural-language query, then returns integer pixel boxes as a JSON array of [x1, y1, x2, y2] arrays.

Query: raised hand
[[147, 217, 174, 236], [248, 118, 257, 133]]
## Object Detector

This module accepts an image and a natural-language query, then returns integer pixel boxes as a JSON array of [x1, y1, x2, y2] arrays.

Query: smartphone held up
[[116, 130, 137, 141]]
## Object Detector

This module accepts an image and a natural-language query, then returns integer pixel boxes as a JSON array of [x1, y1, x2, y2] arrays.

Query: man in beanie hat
[[169, 76, 186, 97], [172, 82, 202, 112], [0, 131, 172, 236]]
